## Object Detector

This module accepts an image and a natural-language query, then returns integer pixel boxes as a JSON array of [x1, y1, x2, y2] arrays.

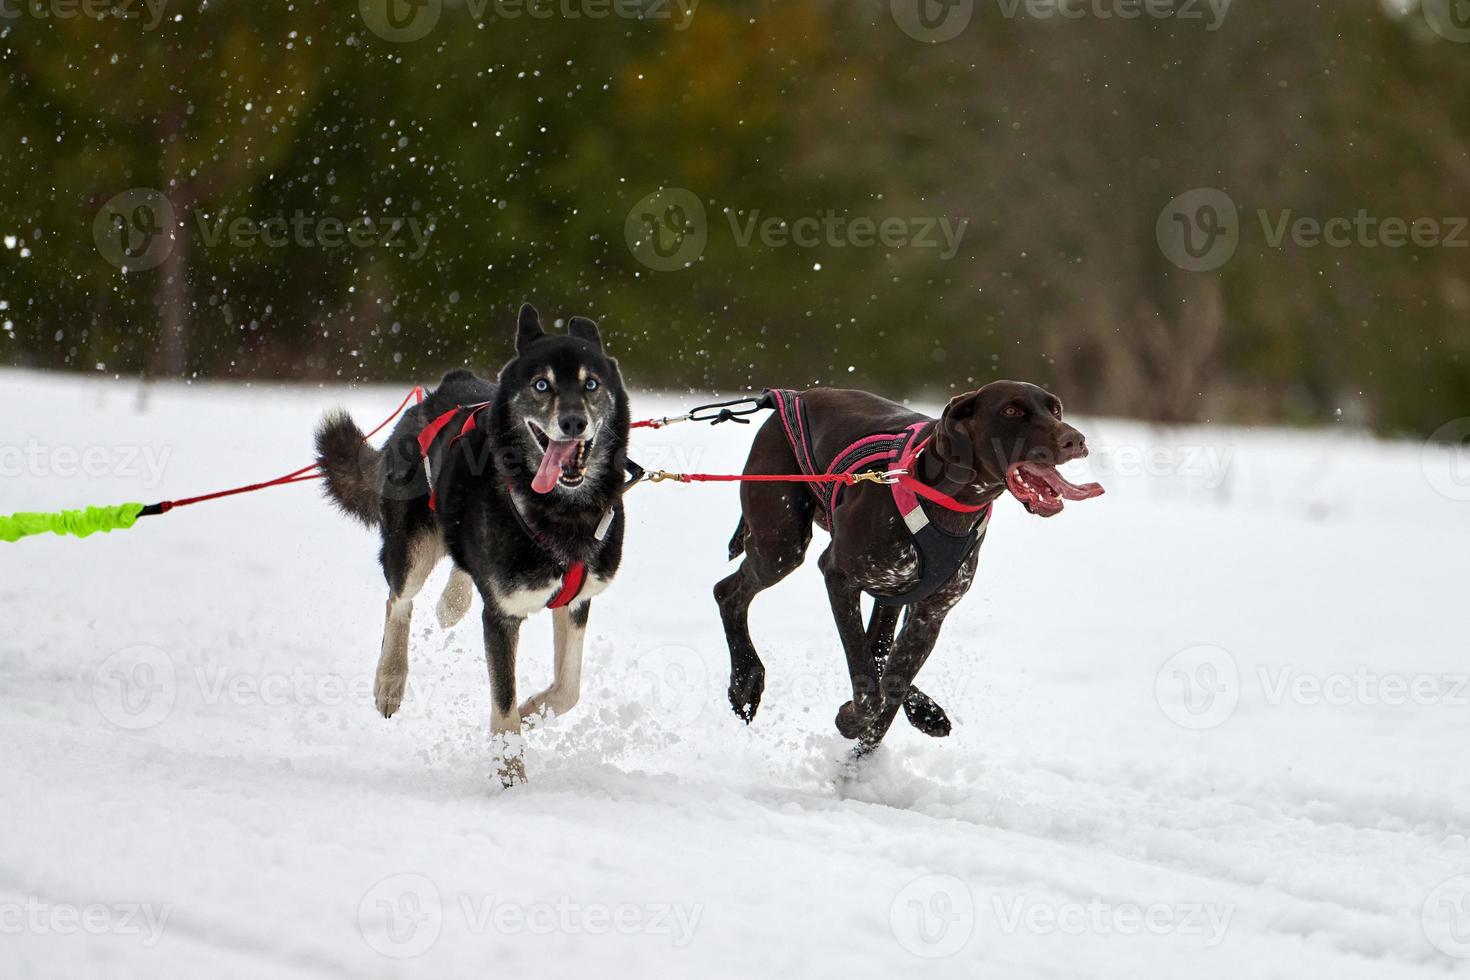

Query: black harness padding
[[873, 520, 984, 607]]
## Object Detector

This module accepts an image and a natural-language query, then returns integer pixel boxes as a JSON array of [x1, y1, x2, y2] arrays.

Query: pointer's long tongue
[[1050, 469, 1105, 501], [532, 439, 580, 494]]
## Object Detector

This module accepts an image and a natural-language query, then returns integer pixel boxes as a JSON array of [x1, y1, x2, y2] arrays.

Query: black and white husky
[[314, 304, 630, 786]]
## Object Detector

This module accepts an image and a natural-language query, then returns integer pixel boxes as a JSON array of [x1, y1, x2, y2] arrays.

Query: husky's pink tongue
[[532, 439, 581, 494]]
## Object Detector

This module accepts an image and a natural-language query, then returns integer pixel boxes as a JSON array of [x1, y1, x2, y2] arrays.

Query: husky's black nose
[[558, 414, 588, 438]]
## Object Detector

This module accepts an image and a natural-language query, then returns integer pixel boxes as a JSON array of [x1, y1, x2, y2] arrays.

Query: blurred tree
[[0, 0, 1465, 434]]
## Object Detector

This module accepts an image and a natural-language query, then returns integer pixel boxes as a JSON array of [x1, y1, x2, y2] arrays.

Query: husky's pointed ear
[[567, 316, 603, 349], [516, 303, 545, 352]]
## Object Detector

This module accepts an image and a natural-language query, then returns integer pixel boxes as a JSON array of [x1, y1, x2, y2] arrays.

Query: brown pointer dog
[[716, 381, 1102, 755]]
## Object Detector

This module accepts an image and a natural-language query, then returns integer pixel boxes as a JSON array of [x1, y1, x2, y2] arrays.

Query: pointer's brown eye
[[1003, 405, 1022, 418], [1051, 405, 1062, 417]]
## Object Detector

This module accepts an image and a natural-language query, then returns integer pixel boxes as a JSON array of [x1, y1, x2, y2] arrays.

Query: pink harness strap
[[416, 402, 491, 512]]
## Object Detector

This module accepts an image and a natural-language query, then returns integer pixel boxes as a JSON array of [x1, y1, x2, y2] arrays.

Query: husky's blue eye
[[585, 378, 599, 391], [534, 379, 550, 393]]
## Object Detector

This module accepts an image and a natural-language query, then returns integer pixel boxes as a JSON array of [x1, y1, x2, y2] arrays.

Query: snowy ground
[[2, 367, 1468, 978]]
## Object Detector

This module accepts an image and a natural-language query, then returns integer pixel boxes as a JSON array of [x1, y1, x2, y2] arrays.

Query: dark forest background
[[1, 0, 1467, 435]]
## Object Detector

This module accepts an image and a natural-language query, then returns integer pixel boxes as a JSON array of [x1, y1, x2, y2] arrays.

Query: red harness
[[416, 402, 491, 512], [415, 402, 586, 610], [766, 389, 990, 530], [765, 388, 992, 606]]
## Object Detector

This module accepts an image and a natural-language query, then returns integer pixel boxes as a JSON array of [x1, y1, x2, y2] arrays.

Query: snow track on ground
[[2, 370, 1466, 978]]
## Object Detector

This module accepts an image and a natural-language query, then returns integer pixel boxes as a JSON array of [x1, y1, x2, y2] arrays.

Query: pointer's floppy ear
[[516, 303, 545, 353], [567, 316, 603, 349], [934, 390, 981, 470]]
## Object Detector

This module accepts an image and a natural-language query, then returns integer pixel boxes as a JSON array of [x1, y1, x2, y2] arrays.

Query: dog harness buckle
[[850, 468, 907, 486]]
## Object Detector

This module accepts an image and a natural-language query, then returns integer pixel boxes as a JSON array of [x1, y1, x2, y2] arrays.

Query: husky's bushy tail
[[315, 409, 382, 527]]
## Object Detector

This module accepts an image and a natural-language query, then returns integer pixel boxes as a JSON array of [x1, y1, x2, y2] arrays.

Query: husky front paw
[[490, 729, 526, 788], [495, 755, 527, 789], [374, 670, 408, 718]]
